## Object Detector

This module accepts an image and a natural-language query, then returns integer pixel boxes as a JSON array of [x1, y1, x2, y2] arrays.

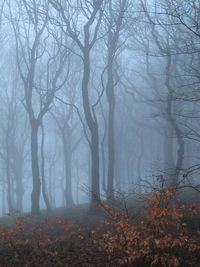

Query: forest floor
[[0, 202, 129, 267], [0, 191, 200, 267]]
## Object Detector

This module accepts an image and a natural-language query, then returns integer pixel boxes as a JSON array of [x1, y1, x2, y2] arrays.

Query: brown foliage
[[0, 189, 199, 266], [91, 188, 200, 267], [0, 215, 100, 266]]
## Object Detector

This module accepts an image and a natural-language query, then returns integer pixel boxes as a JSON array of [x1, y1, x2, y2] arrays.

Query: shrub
[[91, 188, 200, 267]]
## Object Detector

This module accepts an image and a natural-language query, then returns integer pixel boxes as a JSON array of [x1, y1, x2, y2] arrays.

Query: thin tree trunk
[[90, 127, 100, 209], [76, 166, 80, 205], [106, 52, 115, 199], [62, 127, 74, 207], [100, 102, 107, 194], [2, 168, 6, 215], [165, 55, 185, 187], [48, 166, 53, 207], [137, 133, 144, 195], [82, 50, 100, 212], [12, 147, 24, 213], [101, 139, 106, 194], [41, 123, 51, 212], [5, 143, 13, 213], [15, 163, 24, 213], [106, 0, 127, 200], [164, 122, 175, 183], [115, 151, 121, 192], [52, 163, 56, 207], [31, 121, 41, 214]]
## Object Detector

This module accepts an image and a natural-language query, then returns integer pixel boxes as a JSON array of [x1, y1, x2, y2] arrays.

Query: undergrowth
[[0, 188, 199, 267]]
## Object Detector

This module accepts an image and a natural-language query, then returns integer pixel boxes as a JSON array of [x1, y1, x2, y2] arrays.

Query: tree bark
[[62, 126, 74, 207], [165, 54, 185, 187], [82, 50, 100, 212], [41, 123, 52, 212], [106, 56, 115, 200], [31, 120, 41, 214], [5, 133, 13, 213], [49, 0, 103, 213], [137, 133, 144, 194], [15, 159, 24, 213], [106, 0, 127, 199], [2, 168, 6, 215]]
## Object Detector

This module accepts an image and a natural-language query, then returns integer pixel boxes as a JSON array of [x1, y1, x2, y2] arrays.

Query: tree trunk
[[5, 142, 13, 213], [48, 166, 53, 207], [15, 162, 24, 213], [165, 55, 185, 187], [101, 139, 106, 194], [90, 127, 100, 210], [115, 150, 121, 192], [106, 0, 126, 199], [41, 123, 51, 212], [106, 60, 115, 200], [12, 147, 24, 213], [164, 122, 175, 185], [52, 164, 56, 207], [76, 166, 80, 205], [137, 133, 144, 194], [2, 168, 6, 215], [31, 121, 41, 214], [62, 127, 74, 207], [82, 49, 100, 212]]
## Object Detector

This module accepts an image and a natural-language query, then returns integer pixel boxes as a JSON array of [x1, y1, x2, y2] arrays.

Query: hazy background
[[0, 0, 199, 215]]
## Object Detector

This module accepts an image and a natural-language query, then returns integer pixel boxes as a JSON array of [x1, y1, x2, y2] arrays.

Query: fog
[[0, 0, 199, 216]]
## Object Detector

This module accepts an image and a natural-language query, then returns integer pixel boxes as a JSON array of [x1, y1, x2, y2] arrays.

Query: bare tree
[[105, 0, 128, 199], [49, 0, 104, 212], [9, 0, 67, 214]]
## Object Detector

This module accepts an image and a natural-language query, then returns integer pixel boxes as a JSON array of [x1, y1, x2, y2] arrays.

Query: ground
[[0, 192, 199, 267], [0, 204, 109, 267]]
